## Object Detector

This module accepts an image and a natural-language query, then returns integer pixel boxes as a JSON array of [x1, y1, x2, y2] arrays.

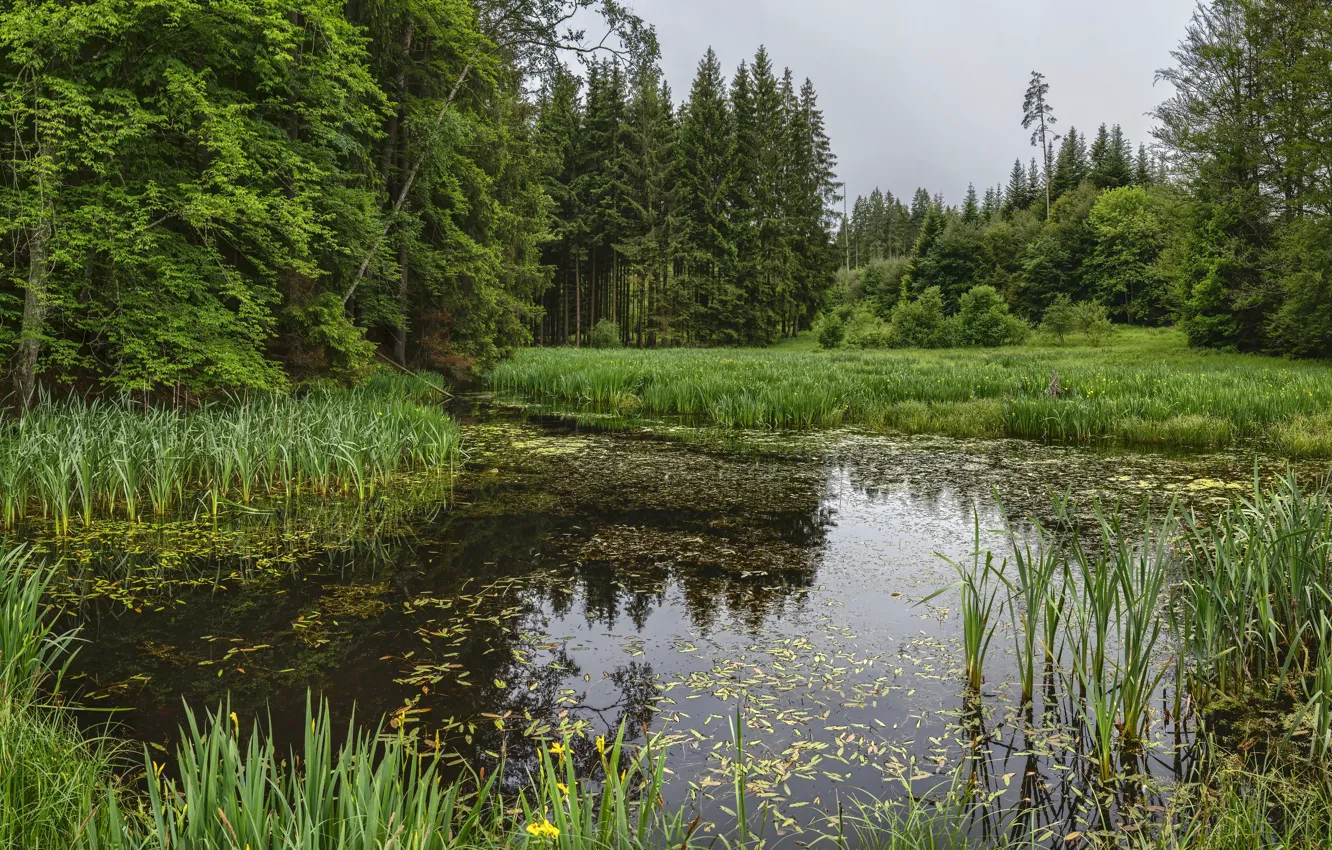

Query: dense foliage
[[837, 1, 1332, 362], [835, 121, 1169, 348], [0, 0, 660, 401], [534, 47, 840, 349]]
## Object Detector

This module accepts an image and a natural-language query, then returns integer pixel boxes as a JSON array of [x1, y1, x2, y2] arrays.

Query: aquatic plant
[[928, 516, 1004, 695], [492, 329, 1332, 453], [0, 384, 460, 532]]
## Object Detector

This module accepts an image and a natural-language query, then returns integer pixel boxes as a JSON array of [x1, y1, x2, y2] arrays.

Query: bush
[[817, 314, 846, 350], [888, 287, 954, 348], [1075, 301, 1114, 346], [844, 308, 894, 349], [955, 285, 1028, 347], [1041, 294, 1079, 344], [587, 319, 623, 349]]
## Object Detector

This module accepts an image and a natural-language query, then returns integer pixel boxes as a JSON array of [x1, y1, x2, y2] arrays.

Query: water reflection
[[62, 405, 1281, 839]]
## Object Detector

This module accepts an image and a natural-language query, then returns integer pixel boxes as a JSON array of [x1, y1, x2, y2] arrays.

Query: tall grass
[[0, 385, 459, 532], [493, 329, 1332, 452]]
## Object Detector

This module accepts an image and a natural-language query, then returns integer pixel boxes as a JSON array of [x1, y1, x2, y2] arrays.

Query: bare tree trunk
[[574, 254, 582, 348], [16, 220, 49, 410]]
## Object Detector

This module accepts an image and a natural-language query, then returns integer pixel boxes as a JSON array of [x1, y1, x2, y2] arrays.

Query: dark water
[[62, 399, 1289, 839]]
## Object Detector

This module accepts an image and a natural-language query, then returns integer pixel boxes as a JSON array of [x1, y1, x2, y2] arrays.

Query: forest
[[7, 0, 1332, 407], [0, 0, 836, 406], [831, 1, 1332, 360]]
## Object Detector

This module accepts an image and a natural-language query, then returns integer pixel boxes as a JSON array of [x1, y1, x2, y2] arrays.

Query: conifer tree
[[1022, 71, 1058, 216], [1005, 158, 1029, 213], [1051, 127, 1089, 198], [1089, 123, 1113, 188], [962, 184, 980, 223], [622, 62, 678, 346], [676, 48, 734, 344], [1135, 144, 1154, 186]]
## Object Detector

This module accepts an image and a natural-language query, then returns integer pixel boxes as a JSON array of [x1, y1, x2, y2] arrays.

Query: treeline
[[0, 0, 659, 402], [841, 0, 1332, 363], [837, 121, 1171, 336], [1157, 0, 1332, 359], [535, 47, 840, 349]]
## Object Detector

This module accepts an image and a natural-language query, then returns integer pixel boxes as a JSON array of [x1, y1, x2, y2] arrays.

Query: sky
[[606, 0, 1199, 206]]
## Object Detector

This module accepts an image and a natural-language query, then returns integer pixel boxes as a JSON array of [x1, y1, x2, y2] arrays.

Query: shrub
[[844, 308, 893, 349], [889, 287, 953, 348], [817, 314, 846, 350], [955, 285, 1027, 347], [587, 319, 623, 349], [1041, 294, 1079, 344], [1075, 301, 1114, 346]]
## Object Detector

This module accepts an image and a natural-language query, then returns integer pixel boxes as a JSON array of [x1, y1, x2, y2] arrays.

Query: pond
[[60, 398, 1299, 841]]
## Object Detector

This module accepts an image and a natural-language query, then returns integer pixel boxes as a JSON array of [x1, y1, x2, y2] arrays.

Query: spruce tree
[[1135, 144, 1154, 186], [1051, 127, 1089, 198], [536, 69, 586, 345], [1088, 123, 1113, 188], [1102, 125, 1134, 189], [1005, 158, 1029, 213], [751, 47, 789, 339], [623, 62, 678, 346], [676, 48, 734, 344], [962, 184, 980, 223]]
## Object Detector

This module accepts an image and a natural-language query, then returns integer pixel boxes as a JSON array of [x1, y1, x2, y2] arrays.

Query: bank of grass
[[0, 371, 459, 533], [492, 328, 1332, 455]]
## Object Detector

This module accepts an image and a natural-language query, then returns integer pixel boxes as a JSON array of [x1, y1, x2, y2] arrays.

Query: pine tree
[[1051, 127, 1089, 198], [676, 48, 734, 344], [1135, 144, 1154, 186], [1022, 71, 1058, 216], [962, 184, 980, 223], [1005, 158, 1029, 213]]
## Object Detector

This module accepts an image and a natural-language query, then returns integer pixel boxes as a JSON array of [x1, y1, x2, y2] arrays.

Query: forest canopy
[[7, 0, 1332, 404], [0, 0, 839, 402]]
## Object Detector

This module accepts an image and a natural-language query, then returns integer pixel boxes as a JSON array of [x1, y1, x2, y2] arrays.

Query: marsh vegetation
[[493, 329, 1332, 454]]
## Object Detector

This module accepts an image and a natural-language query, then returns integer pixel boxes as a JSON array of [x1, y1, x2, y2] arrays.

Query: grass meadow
[[492, 328, 1332, 455]]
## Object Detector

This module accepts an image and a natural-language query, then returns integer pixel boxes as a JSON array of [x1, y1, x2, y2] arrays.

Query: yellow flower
[[594, 735, 607, 755], [549, 741, 567, 758], [230, 712, 240, 734], [526, 820, 560, 840], [556, 782, 569, 795]]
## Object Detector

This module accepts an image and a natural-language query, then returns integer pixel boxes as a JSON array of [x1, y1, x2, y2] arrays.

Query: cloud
[[625, 0, 1197, 204]]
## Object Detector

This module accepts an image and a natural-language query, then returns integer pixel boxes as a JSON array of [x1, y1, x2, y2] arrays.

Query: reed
[[493, 328, 1332, 452], [0, 382, 460, 533], [928, 516, 1004, 694]]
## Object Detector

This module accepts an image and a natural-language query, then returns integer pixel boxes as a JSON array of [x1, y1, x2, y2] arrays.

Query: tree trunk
[[394, 242, 409, 365], [574, 255, 582, 348], [16, 220, 49, 410]]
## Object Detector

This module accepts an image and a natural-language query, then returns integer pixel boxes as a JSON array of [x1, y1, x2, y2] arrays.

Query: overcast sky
[[613, 0, 1199, 206]]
